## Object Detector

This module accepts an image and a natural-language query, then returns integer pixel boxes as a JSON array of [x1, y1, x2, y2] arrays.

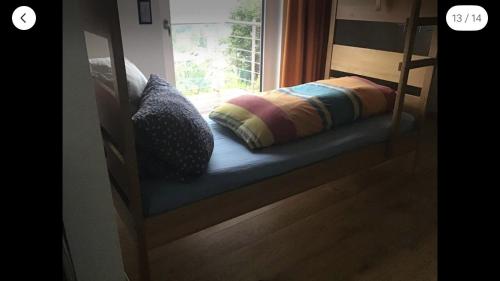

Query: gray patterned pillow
[[132, 75, 214, 180]]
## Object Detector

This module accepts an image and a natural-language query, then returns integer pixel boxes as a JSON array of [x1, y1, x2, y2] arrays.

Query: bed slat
[[330, 44, 429, 88], [330, 70, 422, 96], [93, 81, 125, 151], [336, 0, 437, 23], [103, 140, 130, 203], [398, 57, 436, 71]]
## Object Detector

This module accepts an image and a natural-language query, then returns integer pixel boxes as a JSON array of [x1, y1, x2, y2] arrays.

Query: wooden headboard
[[325, 0, 437, 121], [79, 0, 145, 230]]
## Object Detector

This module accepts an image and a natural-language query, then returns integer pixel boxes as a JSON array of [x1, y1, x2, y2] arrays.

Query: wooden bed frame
[[79, 0, 436, 280]]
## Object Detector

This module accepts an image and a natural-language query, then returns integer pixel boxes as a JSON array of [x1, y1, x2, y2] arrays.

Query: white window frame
[[261, 0, 283, 91], [161, 0, 283, 92]]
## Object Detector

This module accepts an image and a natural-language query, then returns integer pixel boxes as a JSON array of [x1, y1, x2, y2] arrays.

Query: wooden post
[[324, 0, 339, 79], [412, 26, 437, 173], [386, 0, 422, 157], [108, 0, 150, 280], [418, 27, 438, 124]]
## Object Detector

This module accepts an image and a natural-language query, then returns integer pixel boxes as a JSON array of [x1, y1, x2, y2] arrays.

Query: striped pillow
[[209, 76, 396, 149]]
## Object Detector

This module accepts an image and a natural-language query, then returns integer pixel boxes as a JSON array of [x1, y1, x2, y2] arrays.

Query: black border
[[438, 1, 496, 280], [5, 0, 498, 279], [6, 0, 62, 279]]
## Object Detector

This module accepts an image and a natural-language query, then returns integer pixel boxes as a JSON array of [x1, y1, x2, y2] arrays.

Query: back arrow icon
[[21, 13, 26, 23]]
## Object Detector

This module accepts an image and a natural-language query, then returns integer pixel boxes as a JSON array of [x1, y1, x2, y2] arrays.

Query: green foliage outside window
[[175, 60, 211, 96], [223, 0, 262, 90], [172, 0, 262, 97]]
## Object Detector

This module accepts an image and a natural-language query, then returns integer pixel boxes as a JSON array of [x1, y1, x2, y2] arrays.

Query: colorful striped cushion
[[209, 76, 396, 149]]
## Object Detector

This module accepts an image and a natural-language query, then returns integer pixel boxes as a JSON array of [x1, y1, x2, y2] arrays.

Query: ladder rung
[[398, 58, 437, 71], [416, 17, 437, 26]]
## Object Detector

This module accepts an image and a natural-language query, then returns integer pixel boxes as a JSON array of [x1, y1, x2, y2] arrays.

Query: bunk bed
[[79, 0, 436, 280]]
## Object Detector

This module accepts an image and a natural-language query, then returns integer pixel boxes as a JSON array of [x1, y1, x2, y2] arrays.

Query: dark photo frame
[[137, 0, 152, 24]]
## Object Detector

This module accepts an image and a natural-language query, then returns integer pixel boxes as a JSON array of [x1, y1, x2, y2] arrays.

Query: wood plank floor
[[119, 121, 437, 281]]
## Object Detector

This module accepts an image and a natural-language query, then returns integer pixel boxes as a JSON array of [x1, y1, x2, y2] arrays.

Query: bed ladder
[[387, 0, 437, 158]]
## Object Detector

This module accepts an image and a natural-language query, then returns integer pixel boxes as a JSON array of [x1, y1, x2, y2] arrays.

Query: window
[[169, 0, 265, 114]]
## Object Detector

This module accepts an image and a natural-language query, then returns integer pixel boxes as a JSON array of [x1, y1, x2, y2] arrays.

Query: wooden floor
[[118, 121, 437, 281]]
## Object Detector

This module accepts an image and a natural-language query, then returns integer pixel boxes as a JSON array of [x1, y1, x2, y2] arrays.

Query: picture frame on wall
[[138, 0, 152, 24]]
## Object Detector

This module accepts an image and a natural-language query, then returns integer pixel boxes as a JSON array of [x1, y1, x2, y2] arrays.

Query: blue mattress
[[141, 112, 416, 217]]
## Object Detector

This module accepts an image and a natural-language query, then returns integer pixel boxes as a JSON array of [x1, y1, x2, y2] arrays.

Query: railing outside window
[[171, 19, 262, 114]]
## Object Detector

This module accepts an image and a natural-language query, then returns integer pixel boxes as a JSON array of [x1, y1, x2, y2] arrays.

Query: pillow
[[132, 74, 214, 179], [89, 57, 147, 114], [209, 76, 396, 149]]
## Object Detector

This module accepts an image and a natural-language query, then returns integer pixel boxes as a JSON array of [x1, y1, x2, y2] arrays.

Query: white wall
[[63, 0, 125, 280], [170, 0, 240, 24], [262, 0, 283, 91], [85, 0, 167, 78]]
